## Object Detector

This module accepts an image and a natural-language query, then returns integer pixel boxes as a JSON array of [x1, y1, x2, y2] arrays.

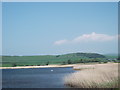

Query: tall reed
[[64, 63, 118, 88]]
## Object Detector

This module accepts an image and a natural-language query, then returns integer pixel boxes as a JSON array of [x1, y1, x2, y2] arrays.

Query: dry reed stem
[[64, 63, 118, 88]]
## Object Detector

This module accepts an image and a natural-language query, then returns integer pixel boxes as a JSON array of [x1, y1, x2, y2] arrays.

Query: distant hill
[[104, 53, 118, 59], [63, 53, 106, 58], [2, 52, 107, 67]]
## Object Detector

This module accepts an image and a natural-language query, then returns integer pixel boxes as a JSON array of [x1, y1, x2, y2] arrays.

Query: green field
[[2, 53, 118, 67]]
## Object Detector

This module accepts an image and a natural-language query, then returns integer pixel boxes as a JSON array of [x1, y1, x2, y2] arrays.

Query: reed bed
[[64, 63, 118, 88]]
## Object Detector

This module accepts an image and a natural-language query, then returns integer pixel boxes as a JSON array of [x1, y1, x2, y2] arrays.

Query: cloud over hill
[[54, 32, 117, 45]]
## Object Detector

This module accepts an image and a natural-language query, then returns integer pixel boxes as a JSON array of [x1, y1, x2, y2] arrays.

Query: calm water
[[2, 67, 76, 88]]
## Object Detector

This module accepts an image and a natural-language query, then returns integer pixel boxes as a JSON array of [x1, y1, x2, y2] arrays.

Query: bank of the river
[[0, 62, 112, 69], [0, 64, 75, 69]]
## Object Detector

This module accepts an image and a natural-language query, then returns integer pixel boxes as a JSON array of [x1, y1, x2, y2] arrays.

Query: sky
[[2, 2, 118, 55], [0, 2, 2, 55]]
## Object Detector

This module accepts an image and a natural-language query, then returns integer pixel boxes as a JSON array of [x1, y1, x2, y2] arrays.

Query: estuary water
[[2, 67, 75, 88]]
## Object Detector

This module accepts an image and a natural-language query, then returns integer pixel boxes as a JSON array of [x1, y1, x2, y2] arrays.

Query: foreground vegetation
[[2, 53, 118, 67], [64, 63, 118, 88]]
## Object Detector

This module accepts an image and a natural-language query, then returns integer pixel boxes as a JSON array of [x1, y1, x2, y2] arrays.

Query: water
[[2, 67, 76, 88]]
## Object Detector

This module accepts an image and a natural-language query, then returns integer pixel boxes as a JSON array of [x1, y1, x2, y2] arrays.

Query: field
[[64, 63, 119, 88], [2, 53, 118, 67]]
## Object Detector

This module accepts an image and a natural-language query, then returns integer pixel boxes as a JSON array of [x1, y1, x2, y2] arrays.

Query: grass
[[64, 63, 119, 88], [2, 53, 108, 67]]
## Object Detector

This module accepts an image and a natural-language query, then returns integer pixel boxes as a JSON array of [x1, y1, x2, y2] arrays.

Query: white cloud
[[54, 32, 117, 45], [73, 32, 116, 43], [54, 39, 68, 45]]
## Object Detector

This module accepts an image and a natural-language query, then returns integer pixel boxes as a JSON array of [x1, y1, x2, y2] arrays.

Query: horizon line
[[1, 0, 119, 2], [1, 52, 118, 56]]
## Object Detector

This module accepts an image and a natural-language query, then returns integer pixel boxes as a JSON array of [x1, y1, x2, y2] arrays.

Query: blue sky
[[2, 2, 118, 55]]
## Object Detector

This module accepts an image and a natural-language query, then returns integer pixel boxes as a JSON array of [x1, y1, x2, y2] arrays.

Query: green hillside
[[104, 54, 118, 59], [2, 52, 110, 67]]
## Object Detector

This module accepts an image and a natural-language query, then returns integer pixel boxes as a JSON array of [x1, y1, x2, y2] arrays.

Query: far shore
[[0, 64, 75, 69], [0, 62, 115, 69]]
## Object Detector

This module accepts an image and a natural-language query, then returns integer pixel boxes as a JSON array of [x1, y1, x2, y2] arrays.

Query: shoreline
[[0, 64, 75, 69], [1, 62, 116, 69]]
